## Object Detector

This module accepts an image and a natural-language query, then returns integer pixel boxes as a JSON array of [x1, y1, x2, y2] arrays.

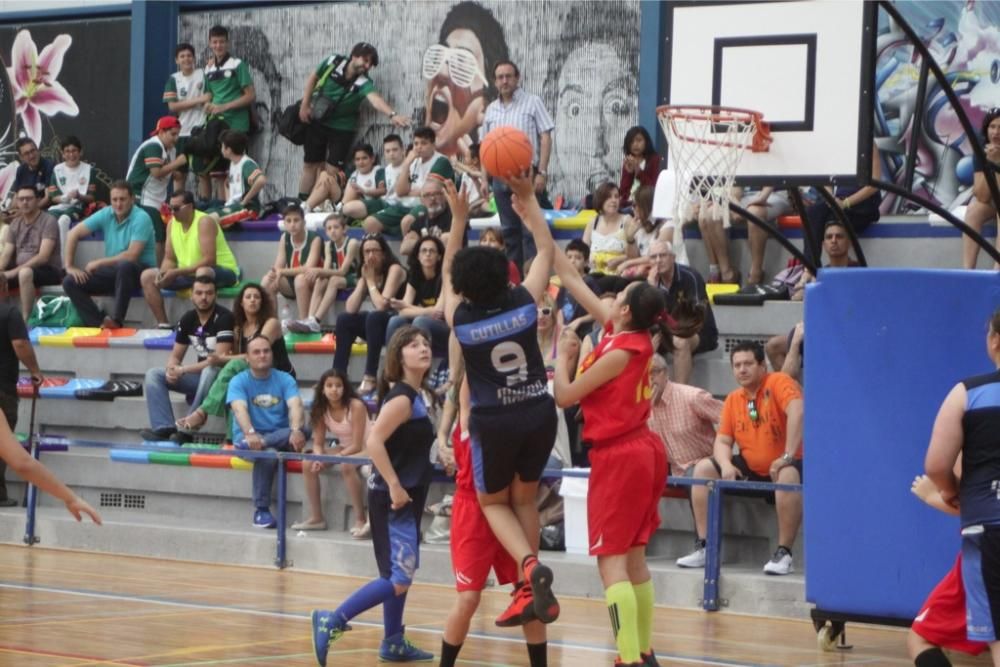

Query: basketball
[[479, 126, 533, 180]]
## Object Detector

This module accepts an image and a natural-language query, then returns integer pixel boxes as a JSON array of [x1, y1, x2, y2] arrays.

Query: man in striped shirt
[[647, 354, 721, 475], [481, 61, 554, 274]]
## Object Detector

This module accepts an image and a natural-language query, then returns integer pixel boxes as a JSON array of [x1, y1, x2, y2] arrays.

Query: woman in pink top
[[293, 368, 370, 537]]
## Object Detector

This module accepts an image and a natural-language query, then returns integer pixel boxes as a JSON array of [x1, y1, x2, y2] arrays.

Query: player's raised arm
[[507, 173, 554, 302], [441, 180, 469, 328]]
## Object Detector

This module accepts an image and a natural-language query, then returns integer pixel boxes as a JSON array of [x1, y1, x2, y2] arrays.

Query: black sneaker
[[169, 431, 193, 444], [139, 427, 176, 442], [642, 650, 661, 666]]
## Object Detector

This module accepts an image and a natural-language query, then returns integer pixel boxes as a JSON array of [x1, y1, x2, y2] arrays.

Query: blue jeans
[[334, 309, 394, 378], [385, 314, 450, 359], [492, 179, 536, 275], [144, 366, 220, 431], [251, 426, 312, 509]]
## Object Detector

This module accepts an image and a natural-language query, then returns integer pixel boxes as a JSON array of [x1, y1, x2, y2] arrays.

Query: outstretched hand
[[66, 495, 102, 525], [442, 179, 470, 223]]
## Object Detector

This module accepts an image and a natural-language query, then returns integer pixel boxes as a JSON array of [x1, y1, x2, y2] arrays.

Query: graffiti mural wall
[[878, 1, 1000, 212], [0, 18, 130, 203], [179, 0, 640, 207]]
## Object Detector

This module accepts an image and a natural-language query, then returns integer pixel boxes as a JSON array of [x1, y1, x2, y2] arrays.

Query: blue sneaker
[[311, 609, 347, 666], [378, 629, 433, 662], [253, 508, 276, 529], [234, 439, 249, 450]]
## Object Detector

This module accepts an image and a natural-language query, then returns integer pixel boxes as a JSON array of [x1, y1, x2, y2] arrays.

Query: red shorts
[[912, 554, 989, 656], [587, 428, 667, 556], [449, 490, 518, 592]]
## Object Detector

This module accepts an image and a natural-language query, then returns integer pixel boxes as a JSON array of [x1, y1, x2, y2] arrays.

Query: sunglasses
[[747, 399, 759, 424], [362, 233, 383, 241], [422, 44, 485, 89], [170, 203, 189, 212]]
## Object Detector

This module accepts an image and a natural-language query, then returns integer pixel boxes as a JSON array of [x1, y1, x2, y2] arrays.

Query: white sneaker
[[676, 547, 706, 568], [763, 547, 794, 575], [304, 316, 321, 333]]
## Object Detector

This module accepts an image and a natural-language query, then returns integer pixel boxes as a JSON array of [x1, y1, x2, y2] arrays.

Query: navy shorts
[[468, 394, 557, 494], [369, 484, 428, 586], [962, 523, 1000, 642]]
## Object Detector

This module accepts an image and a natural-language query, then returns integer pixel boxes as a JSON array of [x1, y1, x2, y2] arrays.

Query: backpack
[[28, 295, 84, 327], [184, 117, 229, 157]]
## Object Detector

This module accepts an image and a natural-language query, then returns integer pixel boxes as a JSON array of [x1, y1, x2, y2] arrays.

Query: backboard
[[663, 0, 878, 187]]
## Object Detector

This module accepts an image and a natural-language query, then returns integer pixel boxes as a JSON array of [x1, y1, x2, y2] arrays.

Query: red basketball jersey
[[578, 323, 654, 444]]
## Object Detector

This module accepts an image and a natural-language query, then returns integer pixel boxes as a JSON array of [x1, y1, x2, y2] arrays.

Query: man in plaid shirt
[[647, 354, 722, 475]]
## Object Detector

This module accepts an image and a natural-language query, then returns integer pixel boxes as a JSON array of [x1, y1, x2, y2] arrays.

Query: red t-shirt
[[579, 322, 654, 444]]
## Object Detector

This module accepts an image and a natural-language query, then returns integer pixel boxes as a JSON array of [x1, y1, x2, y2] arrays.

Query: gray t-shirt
[[8, 211, 61, 270]]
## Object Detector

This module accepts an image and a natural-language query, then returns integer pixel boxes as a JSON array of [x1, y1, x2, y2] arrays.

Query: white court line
[[0, 581, 762, 667]]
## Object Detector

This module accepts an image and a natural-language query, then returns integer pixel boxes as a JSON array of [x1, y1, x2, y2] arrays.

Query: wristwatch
[[780, 453, 794, 463], [247, 428, 256, 435]]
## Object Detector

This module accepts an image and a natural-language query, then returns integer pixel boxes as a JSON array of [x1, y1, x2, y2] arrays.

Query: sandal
[[176, 408, 207, 432], [291, 518, 327, 531], [350, 521, 371, 539], [357, 377, 377, 396]]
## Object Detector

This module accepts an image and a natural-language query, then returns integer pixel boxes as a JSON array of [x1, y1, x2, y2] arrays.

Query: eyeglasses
[[170, 203, 189, 212], [747, 399, 759, 424], [537, 307, 552, 316], [422, 44, 485, 89], [421, 192, 443, 199], [648, 252, 674, 260]]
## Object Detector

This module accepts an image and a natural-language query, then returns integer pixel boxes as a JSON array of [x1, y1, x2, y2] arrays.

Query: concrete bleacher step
[[0, 506, 806, 618]]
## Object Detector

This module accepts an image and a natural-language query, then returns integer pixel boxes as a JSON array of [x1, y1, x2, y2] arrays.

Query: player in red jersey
[[552, 249, 672, 667], [908, 473, 989, 666], [437, 359, 548, 667]]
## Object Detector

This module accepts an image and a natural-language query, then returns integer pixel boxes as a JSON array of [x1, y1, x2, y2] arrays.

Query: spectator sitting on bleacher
[[62, 180, 156, 329], [619, 125, 661, 209], [261, 203, 323, 325], [12, 138, 54, 208], [614, 186, 665, 279], [141, 275, 234, 442], [647, 240, 718, 385], [963, 109, 1000, 269], [695, 187, 740, 285], [0, 271, 43, 506], [452, 143, 491, 218], [398, 179, 454, 257], [350, 134, 405, 225], [228, 335, 308, 529], [126, 116, 188, 264], [364, 126, 454, 236], [333, 233, 407, 396], [46, 136, 96, 228], [307, 143, 383, 216], [478, 227, 520, 286], [1, 186, 64, 321], [286, 213, 360, 334], [582, 182, 636, 275], [293, 368, 369, 536], [204, 131, 266, 229], [676, 341, 803, 576], [385, 235, 447, 365], [733, 186, 793, 286], [647, 353, 721, 476], [765, 219, 857, 379], [140, 190, 240, 329], [555, 238, 599, 338], [175, 283, 293, 438]]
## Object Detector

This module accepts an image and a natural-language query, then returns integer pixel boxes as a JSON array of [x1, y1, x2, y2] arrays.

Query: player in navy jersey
[[441, 175, 561, 628], [311, 326, 436, 665], [925, 307, 1000, 664]]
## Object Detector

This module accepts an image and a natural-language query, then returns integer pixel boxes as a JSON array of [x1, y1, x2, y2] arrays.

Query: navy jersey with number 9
[[453, 286, 549, 409]]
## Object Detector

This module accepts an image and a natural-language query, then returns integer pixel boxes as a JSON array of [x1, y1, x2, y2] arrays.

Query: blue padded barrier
[[28, 327, 66, 344], [109, 449, 150, 464], [804, 268, 1000, 621], [143, 331, 176, 349]]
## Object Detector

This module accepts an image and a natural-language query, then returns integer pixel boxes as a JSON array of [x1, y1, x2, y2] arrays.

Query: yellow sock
[[632, 579, 654, 654], [605, 581, 640, 663]]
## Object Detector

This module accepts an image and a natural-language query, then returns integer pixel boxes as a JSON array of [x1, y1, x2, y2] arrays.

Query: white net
[[657, 106, 768, 228]]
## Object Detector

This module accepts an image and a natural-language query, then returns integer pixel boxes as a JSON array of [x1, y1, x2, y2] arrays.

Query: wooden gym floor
[[0, 546, 985, 666]]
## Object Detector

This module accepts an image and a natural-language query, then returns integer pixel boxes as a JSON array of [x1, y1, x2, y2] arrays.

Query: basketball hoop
[[656, 105, 771, 227]]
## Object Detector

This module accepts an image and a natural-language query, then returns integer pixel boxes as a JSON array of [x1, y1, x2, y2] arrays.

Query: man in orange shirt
[[676, 341, 803, 575]]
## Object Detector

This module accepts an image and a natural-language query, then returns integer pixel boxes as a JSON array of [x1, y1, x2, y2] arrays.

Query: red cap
[[150, 116, 182, 136]]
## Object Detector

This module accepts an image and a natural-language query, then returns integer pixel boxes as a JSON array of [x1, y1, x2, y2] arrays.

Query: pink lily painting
[[7, 29, 78, 146]]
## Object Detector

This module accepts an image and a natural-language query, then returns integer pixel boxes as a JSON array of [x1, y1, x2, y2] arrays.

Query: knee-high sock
[[605, 581, 640, 663], [333, 577, 395, 625], [383, 590, 407, 638], [632, 579, 655, 654]]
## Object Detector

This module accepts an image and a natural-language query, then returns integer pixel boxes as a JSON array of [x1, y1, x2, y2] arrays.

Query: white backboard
[[664, 0, 877, 187]]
